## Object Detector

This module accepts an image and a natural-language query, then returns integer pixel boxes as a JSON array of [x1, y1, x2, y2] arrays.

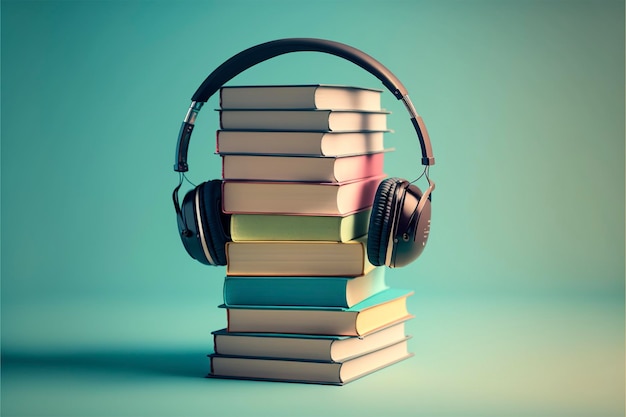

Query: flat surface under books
[[2, 294, 622, 417]]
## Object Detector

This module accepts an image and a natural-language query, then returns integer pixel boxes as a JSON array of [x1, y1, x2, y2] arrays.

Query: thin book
[[223, 266, 387, 308], [212, 321, 409, 362], [222, 288, 414, 337], [209, 338, 412, 385], [222, 175, 385, 216], [219, 84, 382, 111]]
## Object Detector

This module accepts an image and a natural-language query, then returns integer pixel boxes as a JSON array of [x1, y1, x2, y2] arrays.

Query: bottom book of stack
[[208, 288, 414, 385]]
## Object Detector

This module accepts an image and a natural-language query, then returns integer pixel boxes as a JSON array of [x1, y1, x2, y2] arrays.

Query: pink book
[[222, 175, 385, 216], [221, 152, 386, 183]]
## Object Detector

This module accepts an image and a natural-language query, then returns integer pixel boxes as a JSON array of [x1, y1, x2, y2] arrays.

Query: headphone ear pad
[[367, 178, 401, 267], [179, 186, 208, 263], [198, 180, 230, 266]]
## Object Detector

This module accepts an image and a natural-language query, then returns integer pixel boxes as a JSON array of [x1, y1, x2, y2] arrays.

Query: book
[[221, 151, 386, 183], [222, 288, 414, 336], [212, 321, 409, 362], [216, 130, 387, 157], [222, 175, 384, 216], [223, 266, 387, 308], [230, 209, 371, 242], [219, 109, 389, 131], [219, 84, 382, 111], [225, 236, 374, 277], [209, 338, 412, 385]]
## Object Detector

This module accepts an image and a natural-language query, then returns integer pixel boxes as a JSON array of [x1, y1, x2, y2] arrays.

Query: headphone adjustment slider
[[184, 101, 204, 124]]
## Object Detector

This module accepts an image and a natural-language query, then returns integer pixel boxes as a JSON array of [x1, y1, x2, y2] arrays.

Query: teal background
[[1, 1, 624, 416]]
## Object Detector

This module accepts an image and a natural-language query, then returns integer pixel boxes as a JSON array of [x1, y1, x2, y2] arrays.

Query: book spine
[[223, 276, 349, 307]]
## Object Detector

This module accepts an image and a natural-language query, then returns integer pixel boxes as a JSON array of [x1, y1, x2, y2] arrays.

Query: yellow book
[[230, 209, 370, 242]]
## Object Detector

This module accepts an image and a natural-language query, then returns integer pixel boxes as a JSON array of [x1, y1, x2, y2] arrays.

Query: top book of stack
[[219, 84, 383, 111]]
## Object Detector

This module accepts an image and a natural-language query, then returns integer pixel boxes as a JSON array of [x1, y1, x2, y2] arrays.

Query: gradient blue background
[[2, 1, 624, 416]]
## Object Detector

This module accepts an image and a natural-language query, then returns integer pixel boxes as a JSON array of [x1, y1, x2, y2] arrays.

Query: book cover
[[223, 266, 387, 308]]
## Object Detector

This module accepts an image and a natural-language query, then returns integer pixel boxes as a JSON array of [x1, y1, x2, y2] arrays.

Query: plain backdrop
[[2, 1, 624, 416]]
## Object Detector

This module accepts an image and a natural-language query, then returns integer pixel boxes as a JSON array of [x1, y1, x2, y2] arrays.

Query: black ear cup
[[178, 180, 230, 266], [367, 177, 432, 268], [198, 180, 229, 265], [367, 178, 403, 267], [390, 182, 430, 268], [179, 187, 207, 263]]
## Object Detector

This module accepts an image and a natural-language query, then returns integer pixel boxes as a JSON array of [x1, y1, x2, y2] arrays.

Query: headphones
[[172, 38, 435, 269]]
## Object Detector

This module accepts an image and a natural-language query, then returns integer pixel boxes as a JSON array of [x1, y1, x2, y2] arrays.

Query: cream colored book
[[219, 109, 389, 131], [209, 339, 413, 385], [219, 84, 382, 111], [222, 175, 384, 216], [216, 130, 386, 157], [223, 288, 414, 337], [212, 321, 409, 362], [225, 236, 374, 277], [221, 151, 385, 183]]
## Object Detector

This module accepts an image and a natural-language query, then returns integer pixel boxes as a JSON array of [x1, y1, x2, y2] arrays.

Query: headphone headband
[[174, 38, 435, 173], [192, 38, 407, 102]]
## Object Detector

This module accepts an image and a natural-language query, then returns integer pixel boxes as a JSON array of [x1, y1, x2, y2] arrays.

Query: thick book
[[225, 236, 374, 277], [216, 130, 386, 157], [212, 321, 409, 362], [219, 84, 382, 111], [230, 209, 371, 242], [223, 288, 414, 336], [222, 175, 384, 216], [219, 109, 389, 131], [223, 266, 387, 308], [209, 338, 412, 385], [221, 151, 386, 183]]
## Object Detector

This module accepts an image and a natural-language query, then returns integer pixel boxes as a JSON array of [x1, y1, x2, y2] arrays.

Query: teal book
[[222, 288, 414, 337], [223, 267, 387, 308]]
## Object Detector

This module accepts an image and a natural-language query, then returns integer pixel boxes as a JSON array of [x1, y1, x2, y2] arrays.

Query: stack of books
[[209, 85, 414, 385]]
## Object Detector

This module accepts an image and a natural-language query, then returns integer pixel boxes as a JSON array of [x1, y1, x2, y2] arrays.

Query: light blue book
[[223, 267, 387, 308]]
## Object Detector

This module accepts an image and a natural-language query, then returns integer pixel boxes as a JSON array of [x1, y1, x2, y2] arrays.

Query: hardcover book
[[222, 175, 384, 216], [209, 338, 412, 385], [216, 130, 386, 157], [212, 321, 409, 362], [221, 151, 386, 183], [229, 209, 371, 242], [225, 236, 374, 277], [223, 266, 387, 308], [219, 84, 382, 111], [219, 109, 389, 131], [222, 288, 414, 336]]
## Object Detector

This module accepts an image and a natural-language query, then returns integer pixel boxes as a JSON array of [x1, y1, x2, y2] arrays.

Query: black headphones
[[172, 38, 435, 269]]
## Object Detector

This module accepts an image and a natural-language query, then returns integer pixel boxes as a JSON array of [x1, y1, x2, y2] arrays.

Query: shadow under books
[[2, 348, 214, 379]]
